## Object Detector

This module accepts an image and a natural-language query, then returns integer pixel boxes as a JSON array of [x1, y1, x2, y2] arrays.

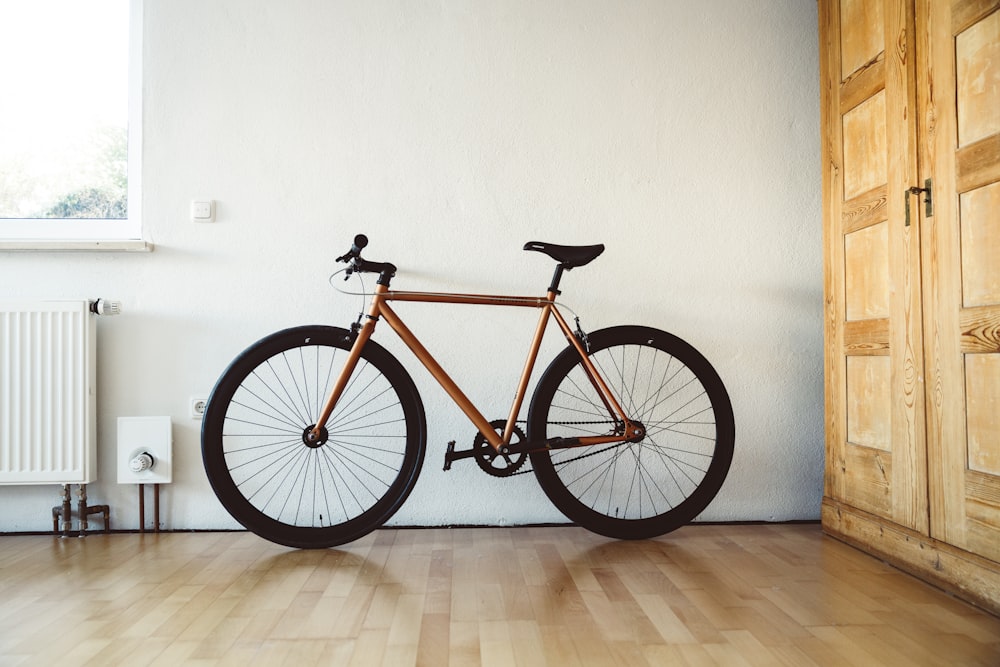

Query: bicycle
[[201, 235, 735, 549]]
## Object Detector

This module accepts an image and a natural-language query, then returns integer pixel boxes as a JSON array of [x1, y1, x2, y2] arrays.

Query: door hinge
[[904, 178, 933, 226]]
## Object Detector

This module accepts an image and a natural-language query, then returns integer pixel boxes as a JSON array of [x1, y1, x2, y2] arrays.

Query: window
[[0, 0, 142, 244]]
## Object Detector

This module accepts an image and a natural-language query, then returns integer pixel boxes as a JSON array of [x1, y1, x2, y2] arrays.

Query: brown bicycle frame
[[311, 284, 643, 452]]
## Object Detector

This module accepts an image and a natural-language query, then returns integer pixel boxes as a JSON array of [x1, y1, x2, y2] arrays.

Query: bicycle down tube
[[310, 283, 644, 453]]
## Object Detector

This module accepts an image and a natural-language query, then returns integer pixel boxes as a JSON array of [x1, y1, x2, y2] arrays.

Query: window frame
[[0, 0, 144, 249]]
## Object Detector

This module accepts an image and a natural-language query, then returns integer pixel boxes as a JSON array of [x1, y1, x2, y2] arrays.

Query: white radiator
[[0, 301, 97, 484]]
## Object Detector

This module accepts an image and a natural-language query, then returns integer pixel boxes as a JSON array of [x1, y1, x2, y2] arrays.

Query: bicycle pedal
[[443, 441, 456, 471]]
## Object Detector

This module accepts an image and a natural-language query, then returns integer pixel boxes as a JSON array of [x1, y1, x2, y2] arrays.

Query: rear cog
[[474, 420, 528, 477]]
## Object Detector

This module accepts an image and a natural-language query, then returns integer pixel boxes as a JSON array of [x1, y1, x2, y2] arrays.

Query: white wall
[[0, 0, 821, 533]]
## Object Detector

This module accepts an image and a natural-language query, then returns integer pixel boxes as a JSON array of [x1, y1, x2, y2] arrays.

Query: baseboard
[[822, 498, 1000, 616]]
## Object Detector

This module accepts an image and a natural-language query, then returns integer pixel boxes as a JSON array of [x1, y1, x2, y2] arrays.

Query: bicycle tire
[[527, 325, 734, 539], [201, 325, 425, 548]]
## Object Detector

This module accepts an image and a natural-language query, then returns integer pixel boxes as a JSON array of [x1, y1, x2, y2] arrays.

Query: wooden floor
[[0, 524, 997, 666]]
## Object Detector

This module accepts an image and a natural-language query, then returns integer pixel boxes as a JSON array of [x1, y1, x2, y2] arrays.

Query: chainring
[[473, 419, 528, 477]]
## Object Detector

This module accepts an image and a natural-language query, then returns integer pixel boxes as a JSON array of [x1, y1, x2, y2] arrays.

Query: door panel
[[843, 92, 888, 199], [955, 11, 1000, 148], [959, 182, 1000, 307], [845, 222, 890, 320], [846, 356, 892, 451], [965, 355, 1000, 477], [921, 0, 1000, 561], [821, 0, 927, 532], [841, 0, 885, 79]]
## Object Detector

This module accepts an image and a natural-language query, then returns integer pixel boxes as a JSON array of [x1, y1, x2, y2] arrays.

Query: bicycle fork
[[305, 309, 378, 446]]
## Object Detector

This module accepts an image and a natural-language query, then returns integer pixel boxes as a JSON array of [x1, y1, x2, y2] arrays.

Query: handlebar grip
[[337, 234, 369, 263]]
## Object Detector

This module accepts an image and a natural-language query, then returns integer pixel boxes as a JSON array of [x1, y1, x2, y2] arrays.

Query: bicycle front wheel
[[527, 326, 734, 539], [201, 326, 426, 548]]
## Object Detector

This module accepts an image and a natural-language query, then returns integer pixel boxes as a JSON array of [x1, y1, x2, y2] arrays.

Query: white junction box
[[117, 416, 173, 484]]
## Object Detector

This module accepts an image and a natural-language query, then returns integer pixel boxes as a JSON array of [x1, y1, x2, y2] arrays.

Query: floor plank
[[0, 524, 998, 666]]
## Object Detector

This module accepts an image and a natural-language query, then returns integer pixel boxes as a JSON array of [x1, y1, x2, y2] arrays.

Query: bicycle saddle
[[523, 241, 605, 268]]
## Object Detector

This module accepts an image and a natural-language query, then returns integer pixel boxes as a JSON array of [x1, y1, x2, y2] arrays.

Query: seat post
[[548, 263, 568, 295]]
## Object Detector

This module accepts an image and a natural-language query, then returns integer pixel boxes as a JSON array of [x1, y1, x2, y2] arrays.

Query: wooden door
[[820, 0, 928, 532], [920, 0, 1000, 562]]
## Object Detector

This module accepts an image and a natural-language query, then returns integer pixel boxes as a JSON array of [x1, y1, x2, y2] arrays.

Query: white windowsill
[[0, 240, 154, 252]]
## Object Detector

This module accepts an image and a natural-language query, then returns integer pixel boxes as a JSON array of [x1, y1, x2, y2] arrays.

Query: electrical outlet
[[190, 396, 208, 419], [191, 199, 215, 222]]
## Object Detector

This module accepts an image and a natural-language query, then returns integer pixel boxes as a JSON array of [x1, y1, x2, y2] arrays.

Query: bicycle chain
[[506, 420, 628, 477]]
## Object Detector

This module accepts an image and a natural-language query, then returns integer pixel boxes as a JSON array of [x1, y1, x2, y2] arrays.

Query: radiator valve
[[129, 452, 155, 473], [90, 299, 122, 316]]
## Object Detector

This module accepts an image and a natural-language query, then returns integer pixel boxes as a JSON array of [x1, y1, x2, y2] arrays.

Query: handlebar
[[337, 233, 397, 284]]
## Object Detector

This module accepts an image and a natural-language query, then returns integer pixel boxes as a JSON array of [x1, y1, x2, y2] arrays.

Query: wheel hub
[[624, 420, 646, 443], [302, 424, 329, 448]]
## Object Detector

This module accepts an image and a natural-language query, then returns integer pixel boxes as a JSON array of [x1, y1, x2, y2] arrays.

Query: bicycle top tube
[[382, 291, 552, 308]]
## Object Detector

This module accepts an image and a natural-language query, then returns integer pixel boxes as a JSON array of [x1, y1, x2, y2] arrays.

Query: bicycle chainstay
[[503, 419, 630, 477], [444, 419, 631, 476]]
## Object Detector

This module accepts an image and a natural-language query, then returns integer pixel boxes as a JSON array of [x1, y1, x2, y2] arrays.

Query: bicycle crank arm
[[443, 440, 478, 471]]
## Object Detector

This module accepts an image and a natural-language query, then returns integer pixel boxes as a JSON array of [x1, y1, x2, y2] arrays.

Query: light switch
[[191, 200, 215, 222]]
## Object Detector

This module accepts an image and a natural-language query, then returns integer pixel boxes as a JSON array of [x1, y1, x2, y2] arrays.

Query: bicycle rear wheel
[[201, 326, 425, 548], [527, 326, 734, 539]]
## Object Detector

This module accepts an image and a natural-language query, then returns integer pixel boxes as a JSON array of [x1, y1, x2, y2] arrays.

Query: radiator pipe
[[79, 484, 88, 533], [50, 484, 109, 536], [138, 483, 161, 533], [61, 485, 71, 536], [77, 484, 109, 536]]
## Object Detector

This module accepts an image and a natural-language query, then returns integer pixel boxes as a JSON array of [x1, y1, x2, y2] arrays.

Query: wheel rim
[[218, 344, 412, 529], [542, 342, 722, 522]]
